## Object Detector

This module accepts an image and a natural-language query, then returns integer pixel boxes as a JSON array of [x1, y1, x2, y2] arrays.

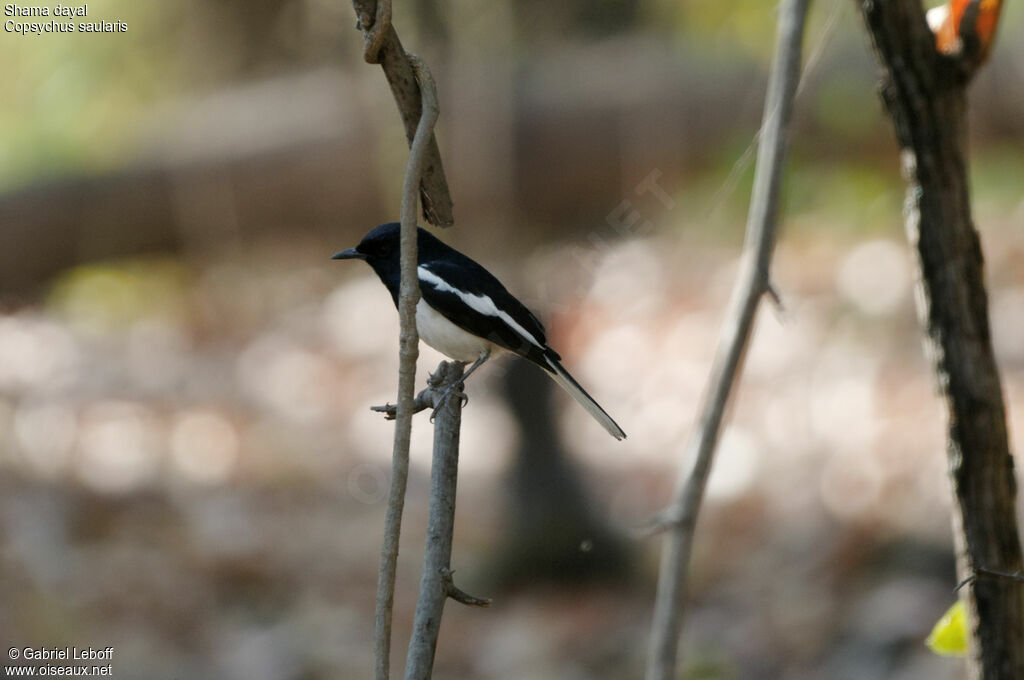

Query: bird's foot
[[429, 381, 468, 423]]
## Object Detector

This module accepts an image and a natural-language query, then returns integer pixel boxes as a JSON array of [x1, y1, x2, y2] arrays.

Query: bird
[[332, 222, 626, 440]]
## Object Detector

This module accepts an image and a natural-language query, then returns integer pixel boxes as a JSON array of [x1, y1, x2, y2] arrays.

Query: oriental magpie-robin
[[333, 223, 626, 440]]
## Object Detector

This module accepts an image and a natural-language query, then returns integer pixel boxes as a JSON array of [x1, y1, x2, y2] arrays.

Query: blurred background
[[2, 0, 1023, 678]]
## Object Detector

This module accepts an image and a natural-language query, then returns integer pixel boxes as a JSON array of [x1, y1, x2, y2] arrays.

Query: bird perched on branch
[[333, 222, 626, 440]]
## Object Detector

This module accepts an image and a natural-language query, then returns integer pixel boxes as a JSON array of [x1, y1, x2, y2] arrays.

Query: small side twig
[[370, 395, 431, 420], [644, 2, 810, 679], [765, 280, 785, 312], [350, 0, 454, 227], [442, 568, 491, 607], [956, 568, 1024, 593], [372, 53, 441, 680]]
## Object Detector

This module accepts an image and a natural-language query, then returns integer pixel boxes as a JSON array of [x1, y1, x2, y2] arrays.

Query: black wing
[[417, 258, 558, 367]]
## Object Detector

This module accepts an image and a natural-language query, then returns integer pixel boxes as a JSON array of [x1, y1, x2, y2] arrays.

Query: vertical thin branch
[[857, 1, 1023, 677], [402, 361, 479, 680], [373, 54, 440, 680], [644, 2, 811, 679]]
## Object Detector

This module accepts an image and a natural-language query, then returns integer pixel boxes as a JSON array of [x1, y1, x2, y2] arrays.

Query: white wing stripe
[[418, 265, 544, 349]]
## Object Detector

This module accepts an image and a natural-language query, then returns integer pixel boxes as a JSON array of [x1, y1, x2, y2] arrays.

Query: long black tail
[[542, 352, 626, 440]]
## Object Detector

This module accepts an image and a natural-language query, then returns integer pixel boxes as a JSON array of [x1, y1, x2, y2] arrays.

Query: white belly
[[416, 299, 492, 362]]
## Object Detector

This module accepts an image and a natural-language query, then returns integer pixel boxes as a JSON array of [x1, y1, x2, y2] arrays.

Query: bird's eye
[[368, 241, 392, 258]]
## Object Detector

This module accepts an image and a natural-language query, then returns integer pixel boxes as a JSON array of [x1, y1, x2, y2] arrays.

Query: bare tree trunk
[[857, 2, 1023, 677]]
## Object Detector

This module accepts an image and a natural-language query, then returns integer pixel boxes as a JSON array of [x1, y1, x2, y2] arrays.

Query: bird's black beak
[[331, 248, 365, 261]]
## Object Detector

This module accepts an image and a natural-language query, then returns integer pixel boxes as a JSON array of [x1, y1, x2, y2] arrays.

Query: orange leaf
[[927, 0, 1003, 58]]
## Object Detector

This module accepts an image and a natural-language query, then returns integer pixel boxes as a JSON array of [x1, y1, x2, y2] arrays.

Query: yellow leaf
[[926, 600, 968, 657]]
